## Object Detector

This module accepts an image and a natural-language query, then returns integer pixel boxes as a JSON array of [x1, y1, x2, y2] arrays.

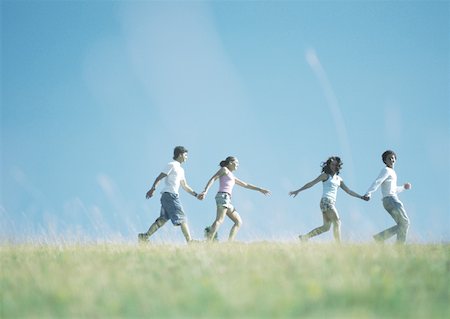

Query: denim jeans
[[374, 196, 410, 243], [159, 192, 186, 226]]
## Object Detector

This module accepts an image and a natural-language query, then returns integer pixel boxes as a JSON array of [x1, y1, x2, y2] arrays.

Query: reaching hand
[[289, 190, 300, 197], [260, 189, 271, 196]]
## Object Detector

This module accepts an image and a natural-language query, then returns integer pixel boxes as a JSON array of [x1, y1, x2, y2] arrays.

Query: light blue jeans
[[374, 196, 410, 243], [159, 192, 186, 226]]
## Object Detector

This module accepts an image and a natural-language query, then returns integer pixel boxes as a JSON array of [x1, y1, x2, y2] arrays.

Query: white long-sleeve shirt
[[366, 167, 405, 199]]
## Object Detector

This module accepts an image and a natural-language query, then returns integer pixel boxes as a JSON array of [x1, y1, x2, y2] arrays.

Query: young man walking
[[138, 146, 200, 243], [364, 150, 411, 244]]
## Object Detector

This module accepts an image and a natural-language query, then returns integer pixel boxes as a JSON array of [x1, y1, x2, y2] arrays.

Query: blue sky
[[1, 0, 449, 243]]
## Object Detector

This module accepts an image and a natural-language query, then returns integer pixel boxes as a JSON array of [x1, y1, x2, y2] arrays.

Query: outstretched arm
[[146, 172, 167, 199], [235, 178, 271, 195], [364, 167, 389, 199], [341, 181, 368, 201], [180, 179, 200, 198], [289, 173, 327, 197], [198, 168, 225, 200]]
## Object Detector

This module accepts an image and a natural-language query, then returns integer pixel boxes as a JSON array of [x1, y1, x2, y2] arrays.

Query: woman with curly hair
[[289, 156, 367, 243]]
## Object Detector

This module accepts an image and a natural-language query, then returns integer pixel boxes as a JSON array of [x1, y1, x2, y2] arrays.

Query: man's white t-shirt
[[160, 161, 185, 195]]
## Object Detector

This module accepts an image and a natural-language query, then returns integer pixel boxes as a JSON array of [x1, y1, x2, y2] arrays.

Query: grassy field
[[1, 242, 449, 319]]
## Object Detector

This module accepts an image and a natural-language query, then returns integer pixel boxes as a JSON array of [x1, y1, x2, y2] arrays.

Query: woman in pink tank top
[[199, 156, 270, 241]]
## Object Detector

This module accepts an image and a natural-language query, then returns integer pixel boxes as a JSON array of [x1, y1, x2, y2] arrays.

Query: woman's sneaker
[[204, 227, 219, 241], [298, 234, 308, 242]]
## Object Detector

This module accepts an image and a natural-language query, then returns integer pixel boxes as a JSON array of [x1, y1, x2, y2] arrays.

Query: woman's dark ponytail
[[219, 156, 236, 167]]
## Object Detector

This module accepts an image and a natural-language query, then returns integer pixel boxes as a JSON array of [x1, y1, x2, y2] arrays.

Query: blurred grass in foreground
[[1, 243, 449, 318]]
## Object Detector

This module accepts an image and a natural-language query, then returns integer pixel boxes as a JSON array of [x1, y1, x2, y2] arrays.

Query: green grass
[[1, 242, 449, 318]]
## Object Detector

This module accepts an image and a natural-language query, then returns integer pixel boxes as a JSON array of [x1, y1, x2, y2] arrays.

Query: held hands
[[197, 191, 207, 200], [361, 195, 370, 201]]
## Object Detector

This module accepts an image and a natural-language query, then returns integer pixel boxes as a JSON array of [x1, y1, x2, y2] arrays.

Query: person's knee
[[396, 211, 410, 227], [323, 222, 331, 231], [399, 218, 410, 229], [235, 218, 243, 228], [215, 217, 225, 226]]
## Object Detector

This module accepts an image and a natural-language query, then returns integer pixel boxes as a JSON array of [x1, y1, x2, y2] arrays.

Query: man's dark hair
[[173, 146, 188, 160], [382, 150, 397, 164]]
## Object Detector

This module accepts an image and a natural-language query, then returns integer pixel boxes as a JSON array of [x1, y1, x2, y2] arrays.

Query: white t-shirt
[[322, 174, 342, 202], [160, 161, 185, 195], [366, 167, 405, 199]]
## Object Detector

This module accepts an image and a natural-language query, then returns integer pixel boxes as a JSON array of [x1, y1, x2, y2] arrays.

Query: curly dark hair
[[321, 156, 343, 175]]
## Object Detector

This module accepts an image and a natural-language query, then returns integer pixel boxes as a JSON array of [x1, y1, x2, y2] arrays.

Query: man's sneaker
[[373, 234, 383, 243], [299, 234, 308, 243], [138, 233, 148, 243]]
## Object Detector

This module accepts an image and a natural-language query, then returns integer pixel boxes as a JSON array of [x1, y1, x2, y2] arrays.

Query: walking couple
[[138, 146, 269, 243]]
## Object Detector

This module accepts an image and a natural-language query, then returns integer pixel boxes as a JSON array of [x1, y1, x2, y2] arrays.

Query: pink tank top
[[218, 170, 235, 194]]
